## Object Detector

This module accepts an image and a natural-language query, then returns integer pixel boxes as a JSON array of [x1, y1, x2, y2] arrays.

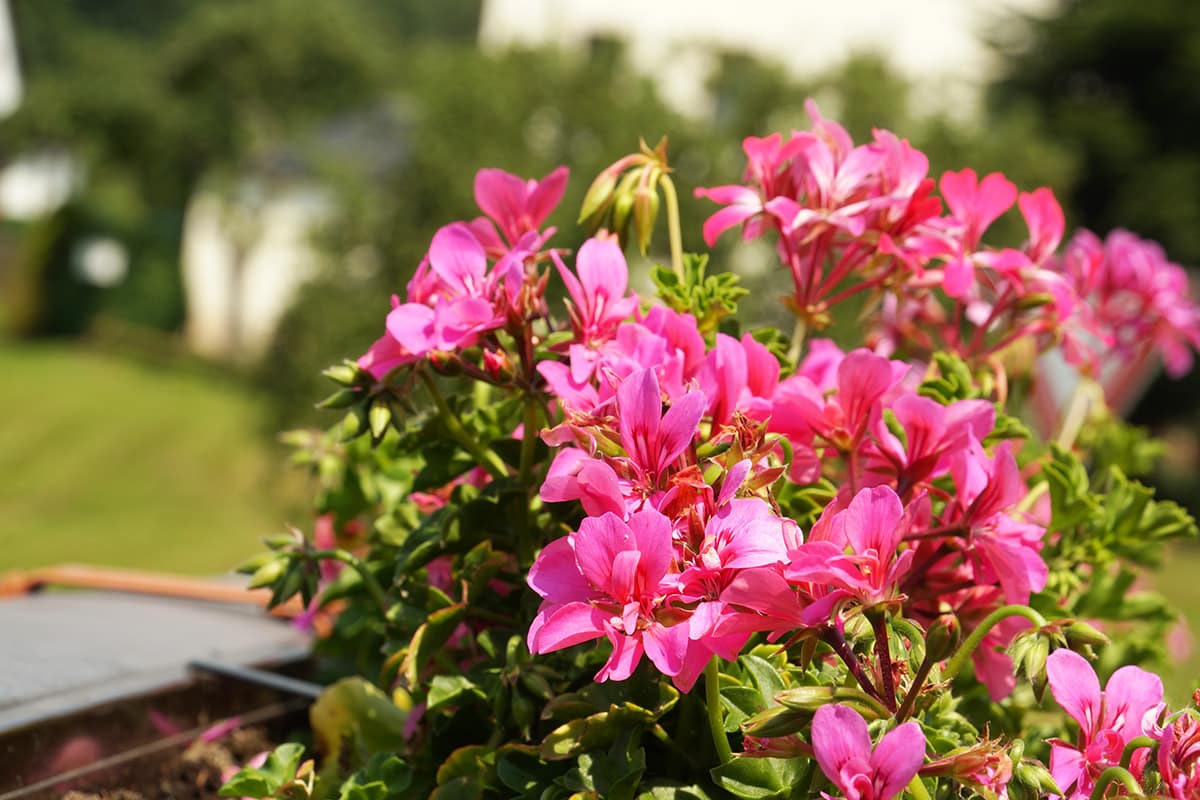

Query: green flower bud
[[924, 613, 962, 662]]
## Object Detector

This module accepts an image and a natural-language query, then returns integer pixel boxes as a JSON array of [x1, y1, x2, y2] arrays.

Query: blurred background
[[1, 0, 1198, 688]]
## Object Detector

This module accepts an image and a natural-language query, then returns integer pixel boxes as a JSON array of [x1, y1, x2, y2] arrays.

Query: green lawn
[[1152, 544, 1200, 701], [0, 342, 305, 575]]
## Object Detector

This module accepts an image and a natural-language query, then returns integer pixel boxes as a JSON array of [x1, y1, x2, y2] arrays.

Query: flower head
[[812, 704, 925, 800]]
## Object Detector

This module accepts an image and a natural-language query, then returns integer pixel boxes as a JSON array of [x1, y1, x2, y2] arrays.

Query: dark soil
[[58, 727, 272, 800]]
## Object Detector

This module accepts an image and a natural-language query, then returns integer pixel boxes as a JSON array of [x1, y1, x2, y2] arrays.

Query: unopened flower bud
[[578, 169, 619, 224], [633, 184, 660, 255], [775, 685, 835, 711], [1063, 620, 1110, 648], [924, 614, 962, 662]]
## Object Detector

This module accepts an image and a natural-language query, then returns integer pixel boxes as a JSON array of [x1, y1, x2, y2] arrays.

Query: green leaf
[[428, 674, 487, 711], [310, 678, 409, 769], [336, 754, 413, 800], [710, 757, 801, 799], [401, 602, 468, 687], [220, 743, 305, 798]]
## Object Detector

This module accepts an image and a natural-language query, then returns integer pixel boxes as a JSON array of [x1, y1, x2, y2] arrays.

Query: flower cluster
[[237, 102, 1200, 800]]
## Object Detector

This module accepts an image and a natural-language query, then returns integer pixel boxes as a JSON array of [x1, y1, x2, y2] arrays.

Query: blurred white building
[[480, 0, 1055, 119]]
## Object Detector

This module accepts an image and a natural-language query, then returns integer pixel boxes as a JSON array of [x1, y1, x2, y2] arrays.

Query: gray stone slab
[[0, 591, 310, 732]]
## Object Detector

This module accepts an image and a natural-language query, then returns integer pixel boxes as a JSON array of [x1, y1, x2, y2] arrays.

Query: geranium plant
[[228, 103, 1200, 800]]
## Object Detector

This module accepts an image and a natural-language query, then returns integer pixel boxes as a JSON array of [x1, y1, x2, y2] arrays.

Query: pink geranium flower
[[554, 236, 639, 346], [526, 509, 708, 690], [1045, 649, 1163, 799], [811, 704, 925, 800], [473, 166, 568, 249]]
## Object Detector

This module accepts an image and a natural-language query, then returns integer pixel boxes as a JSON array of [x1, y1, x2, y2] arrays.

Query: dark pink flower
[[812, 704, 925, 800]]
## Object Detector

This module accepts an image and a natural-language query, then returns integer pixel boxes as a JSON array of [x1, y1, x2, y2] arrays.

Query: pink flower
[[554, 236, 639, 345], [786, 486, 915, 624], [473, 166, 568, 249], [947, 440, 1048, 605], [616, 368, 707, 492], [526, 509, 707, 689], [1045, 649, 1163, 799], [1157, 711, 1200, 800], [937, 169, 1018, 297], [811, 704, 925, 800]]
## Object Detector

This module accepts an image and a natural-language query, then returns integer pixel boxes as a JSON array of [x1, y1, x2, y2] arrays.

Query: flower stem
[[1087, 766, 1143, 800], [420, 371, 509, 480], [869, 612, 899, 712], [705, 657, 734, 764], [1120, 735, 1156, 770], [1056, 378, 1096, 451], [659, 174, 686, 283], [823, 626, 886, 704], [519, 396, 540, 489], [943, 605, 1047, 682], [906, 774, 933, 800], [308, 549, 389, 615], [786, 317, 809, 368], [895, 652, 936, 722]]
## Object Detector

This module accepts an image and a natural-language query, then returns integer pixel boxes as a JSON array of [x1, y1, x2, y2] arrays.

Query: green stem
[[906, 775, 932, 800], [1087, 765, 1143, 800], [786, 317, 809, 368], [943, 605, 1047, 682], [1120, 736, 1156, 770], [705, 657, 734, 764], [308, 549, 389, 614], [519, 397, 540, 489], [1056, 378, 1096, 451], [420, 371, 509, 480], [659, 174, 685, 282]]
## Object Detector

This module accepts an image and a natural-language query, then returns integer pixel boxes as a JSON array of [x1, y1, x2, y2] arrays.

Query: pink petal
[[812, 705, 873, 783], [576, 237, 629, 305], [1102, 665, 1163, 741], [528, 601, 607, 653], [1046, 649, 1102, 734], [428, 223, 487, 292], [526, 166, 569, 227], [870, 721, 926, 800], [527, 537, 595, 602], [571, 513, 632, 594]]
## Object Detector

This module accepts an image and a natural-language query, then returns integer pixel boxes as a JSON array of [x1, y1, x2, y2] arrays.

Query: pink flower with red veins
[[615, 368, 707, 493], [772, 349, 903, 449], [948, 440, 1048, 605], [785, 486, 915, 625], [1158, 711, 1200, 800], [937, 168, 1018, 297], [811, 704, 925, 800], [674, 496, 794, 657], [1045, 649, 1163, 799], [471, 166, 568, 252], [554, 236, 639, 346], [526, 509, 707, 690]]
